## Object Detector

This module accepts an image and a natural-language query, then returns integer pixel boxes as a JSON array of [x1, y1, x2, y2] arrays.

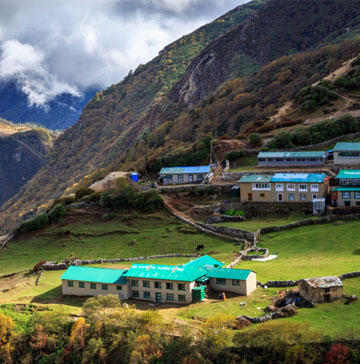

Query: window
[[252, 183, 271, 190], [166, 282, 173, 290], [299, 184, 307, 191], [312, 194, 317, 201], [276, 183, 283, 191], [355, 192, 360, 199], [166, 175, 173, 181], [232, 279, 240, 286], [143, 291, 151, 299], [178, 283, 185, 291], [260, 193, 265, 198], [287, 184, 295, 191], [131, 280, 138, 287], [143, 281, 150, 288], [166, 293, 174, 301], [216, 278, 226, 285], [154, 282, 162, 289], [300, 194, 306, 201], [178, 294, 186, 302], [178, 174, 184, 182], [116, 285, 122, 291], [79, 282, 85, 288], [198, 174, 203, 181], [288, 193, 295, 201], [67, 281, 73, 287], [342, 191, 351, 199], [102, 284, 108, 291], [132, 290, 139, 298], [311, 184, 319, 192], [345, 201, 351, 207], [90, 283, 96, 290]]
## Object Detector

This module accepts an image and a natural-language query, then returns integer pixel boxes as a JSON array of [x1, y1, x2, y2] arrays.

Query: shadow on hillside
[[353, 248, 360, 255]]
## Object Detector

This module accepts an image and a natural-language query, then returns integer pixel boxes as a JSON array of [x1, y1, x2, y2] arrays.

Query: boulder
[[273, 304, 298, 318], [231, 316, 252, 330]]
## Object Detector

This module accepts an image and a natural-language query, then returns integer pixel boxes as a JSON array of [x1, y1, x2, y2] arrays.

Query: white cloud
[[0, 0, 248, 106], [0, 40, 80, 107]]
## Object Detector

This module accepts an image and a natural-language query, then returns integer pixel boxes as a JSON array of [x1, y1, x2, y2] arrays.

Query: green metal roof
[[60, 266, 128, 284], [205, 268, 252, 280], [335, 170, 360, 179], [184, 255, 224, 270], [333, 142, 360, 151], [258, 151, 325, 158], [124, 263, 206, 282], [238, 174, 273, 183], [331, 187, 360, 191]]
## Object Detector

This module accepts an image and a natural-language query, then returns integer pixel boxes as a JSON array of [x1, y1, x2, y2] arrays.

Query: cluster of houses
[[61, 255, 257, 304], [156, 142, 360, 211]]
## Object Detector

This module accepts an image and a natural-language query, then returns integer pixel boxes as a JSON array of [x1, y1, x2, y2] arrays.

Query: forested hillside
[[2, 0, 360, 233]]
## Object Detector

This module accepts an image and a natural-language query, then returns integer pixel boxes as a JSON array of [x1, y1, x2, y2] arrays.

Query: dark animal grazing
[[196, 245, 204, 251]]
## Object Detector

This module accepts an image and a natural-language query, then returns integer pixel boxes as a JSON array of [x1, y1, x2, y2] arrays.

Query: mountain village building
[[333, 142, 360, 165], [298, 276, 344, 303], [331, 170, 360, 207], [60, 256, 257, 304], [257, 151, 326, 167], [238, 173, 330, 203], [159, 166, 210, 185]]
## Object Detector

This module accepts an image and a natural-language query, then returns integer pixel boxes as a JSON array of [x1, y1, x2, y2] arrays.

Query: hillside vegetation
[[3, 0, 360, 232]]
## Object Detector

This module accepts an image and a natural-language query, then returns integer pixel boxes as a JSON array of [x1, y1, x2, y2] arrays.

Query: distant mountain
[[3, 0, 360, 233], [0, 121, 55, 206], [0, 81, 97, 130]]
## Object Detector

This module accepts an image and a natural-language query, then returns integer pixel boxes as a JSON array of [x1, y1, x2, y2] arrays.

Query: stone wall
[[197, 223, 255, 242], [158, 184, 232, 195], [41, 253, 201, 271]]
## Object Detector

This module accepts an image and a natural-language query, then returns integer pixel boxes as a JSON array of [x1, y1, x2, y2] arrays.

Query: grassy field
[[215, 211, 317, 232], [240, 219, 360, 282], [0, 210, 238, 275], [229, 155, 258, 172]]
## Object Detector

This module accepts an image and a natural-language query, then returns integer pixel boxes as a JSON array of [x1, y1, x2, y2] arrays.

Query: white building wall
[[62, 279, 129, 299]]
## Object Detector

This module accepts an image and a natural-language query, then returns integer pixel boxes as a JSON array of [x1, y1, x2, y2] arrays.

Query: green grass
[[0, 210, 238, 275], [229, 155, 258, 172], [240, 220, 360, 282], [215, 212, 317, 232]]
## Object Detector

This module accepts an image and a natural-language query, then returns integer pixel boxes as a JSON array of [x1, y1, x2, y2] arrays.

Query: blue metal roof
[[258, 151, 326, 158], [60, 266, 128, 284], [238, 174, 273, 183], [335, 170, 360, 179], [271, 173, 328, 183], [159, 166, 210, 174]]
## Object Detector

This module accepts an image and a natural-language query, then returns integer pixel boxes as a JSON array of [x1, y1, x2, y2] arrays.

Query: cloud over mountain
[[0, 0, 244, 106]]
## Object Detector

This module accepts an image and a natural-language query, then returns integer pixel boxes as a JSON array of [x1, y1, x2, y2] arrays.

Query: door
[[248, 193, 253, 201], [155, 292, 162, 303], [277, 193, 283, 202], [189, 175, 193, 183]]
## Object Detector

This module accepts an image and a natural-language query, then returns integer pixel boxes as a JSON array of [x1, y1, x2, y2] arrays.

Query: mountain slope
[[2, 0, 360, 233], [0, 125, 55, 206]]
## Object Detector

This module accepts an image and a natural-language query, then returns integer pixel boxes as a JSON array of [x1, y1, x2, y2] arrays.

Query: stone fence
[[197, 223, 255, 242], [0, 233, 15, 250], [158, 184, 232, 195], [41, 253, 201, 271]]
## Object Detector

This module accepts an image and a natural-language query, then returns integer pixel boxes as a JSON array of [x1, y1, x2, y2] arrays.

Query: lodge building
[[333, 142, 360, 165], [331, 170, 360, 207], [257, 151, 326, 167], [60, 255, 257, 304], [238, 173, 330, 203], [159, 166, 210, 185]]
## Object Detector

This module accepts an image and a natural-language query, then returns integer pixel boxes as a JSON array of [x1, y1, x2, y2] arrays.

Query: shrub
[[75, 187, 95, 200], [102, 213, 115, 221], [249, 133, 263, 147], [48, 203, 67, 221], [53, 196, 75, 206], [83, 191, 102, 203], [20, 213, 50, 233], [100, 190, 113, 209], [225, 150, 246, 161], [33, 261, 47, 273], [268, 132, 294, 149]]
